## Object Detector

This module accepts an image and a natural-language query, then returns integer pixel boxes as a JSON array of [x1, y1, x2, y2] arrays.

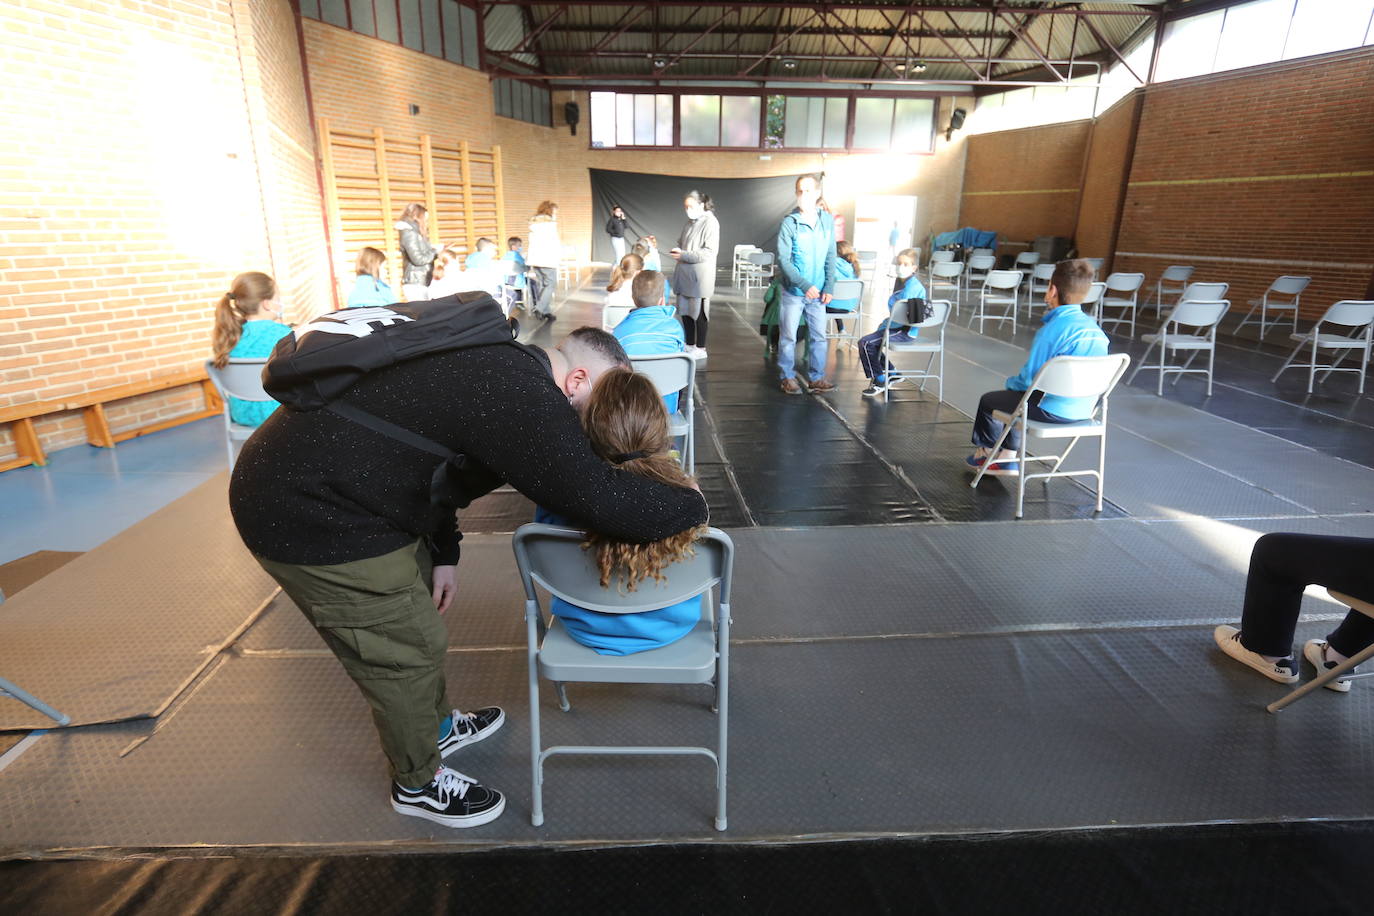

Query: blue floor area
[[0, 418, 228, 565]]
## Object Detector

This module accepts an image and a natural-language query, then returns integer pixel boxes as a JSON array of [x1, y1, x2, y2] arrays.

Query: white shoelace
[[434, 767, 474, 802], [452, 709, 481, 735]]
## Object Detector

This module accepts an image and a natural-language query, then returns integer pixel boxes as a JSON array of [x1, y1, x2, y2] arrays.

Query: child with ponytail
[[604, 252, 643, 310], [211, 272, 291, 427], [534, 368, 706, 655]]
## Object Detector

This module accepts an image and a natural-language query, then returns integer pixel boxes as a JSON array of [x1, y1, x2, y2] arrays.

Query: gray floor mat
[[0, 475, 279, 729]]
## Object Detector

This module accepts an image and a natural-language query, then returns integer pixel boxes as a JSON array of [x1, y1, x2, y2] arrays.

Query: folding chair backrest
[[892, 298, 950, 329], [1269, 275, 1311, 296], [985, 269, 1021, 291], [1160, 265, 1194, 283], [1081, 281, 1107, 305], [603, 304, 633, 330], [931, 261, 964, 279], [857, 250, 878, 262], [1105, 272, 1145, 293], [1181, 281, 1228, 301], [732, 244, 754, 258], [971, 248, 994, 259], [205, 358, 273, 403], [631, 351, 695, 396], [1031, 353, 1131, 401], [1032, 262, 1056, 281], [1170, 298, 1230, 328], [831, 278, 864, 301], [747, 251, 774, 267], [1083, 258, 1104, 272], [1014, 251, 1040, 267], [931, 250, 954, 263], [513, 523, 733, 612], [1321, 300, 1374, 329], [968, 254, 996, 271]]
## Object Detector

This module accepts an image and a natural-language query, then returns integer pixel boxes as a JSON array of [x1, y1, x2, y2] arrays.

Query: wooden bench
[[0, 370, 224, 472]]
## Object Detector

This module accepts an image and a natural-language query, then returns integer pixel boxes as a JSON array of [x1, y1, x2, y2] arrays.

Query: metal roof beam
[[479, 2, 1159, 13]]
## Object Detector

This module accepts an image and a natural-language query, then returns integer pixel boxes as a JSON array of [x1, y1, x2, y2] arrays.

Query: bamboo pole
[[492, 144, 506, 246], [460, 140, 476, 252], [316, 117, 346, 303], [373, 127, 396, 290], [420, 134, 439, 249]]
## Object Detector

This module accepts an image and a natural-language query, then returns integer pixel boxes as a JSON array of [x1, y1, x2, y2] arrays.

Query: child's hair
[[535, 200, 558, 218], [355, 246, 386, 277], [836, 240, 861, 274], [580, 368, 703, 590], [684, 189, 714, 211], [400, 202, 427, 224], [896, 247, 919, 265], [475, 237, 495, 253], [212, 272, 276, 368], [431, 247, 463, 281], [507, 236, 522, 248], [606, 253, 643, 292], [631, 237, 652, 259], [631, 270, 665, 309]]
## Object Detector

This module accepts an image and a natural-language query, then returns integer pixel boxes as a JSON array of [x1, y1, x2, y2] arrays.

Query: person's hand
[[669, 247, 683, 260], [804, 285, 820, 299], [431, 564, 457, 615], [820, 292, 833, 305]]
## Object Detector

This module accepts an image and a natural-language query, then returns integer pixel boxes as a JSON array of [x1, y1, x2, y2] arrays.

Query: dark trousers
[[858, 327, 912, 381], [971, 389, 1066, 451], [682, 300, 709, 347], [1239, 533, 1374, 658], [532, 266, 557, 316]]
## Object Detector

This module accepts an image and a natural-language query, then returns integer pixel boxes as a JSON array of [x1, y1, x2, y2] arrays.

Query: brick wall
[[959, 119, 1093, 245], [1074, 92, 1141, 270], [1115, 47, 1374, 318]]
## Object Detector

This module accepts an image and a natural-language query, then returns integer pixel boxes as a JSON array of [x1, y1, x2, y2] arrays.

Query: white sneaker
[[1303, 639, 1354, 692], [1214, 625, 1298, 684], [686, 345, 708, 360]]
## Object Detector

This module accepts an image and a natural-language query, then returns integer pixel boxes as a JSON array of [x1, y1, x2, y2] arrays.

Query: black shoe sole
[[392, 793, 506, 828]]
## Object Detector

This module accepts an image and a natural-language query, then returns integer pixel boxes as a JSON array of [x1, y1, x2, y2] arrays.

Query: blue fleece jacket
[[1006, 303, 1110, 420], [226, 320, 291, 427], [776, 208, 837, 298], [613, 304, 687, 413], [829, 258, 860, 312], [502, 250, 526, 288], [347, 275, 394, 308], [875, 273, 929, 334]]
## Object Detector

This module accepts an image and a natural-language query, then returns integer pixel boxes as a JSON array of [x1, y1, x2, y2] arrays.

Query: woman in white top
[[525, 200, 561, 320]]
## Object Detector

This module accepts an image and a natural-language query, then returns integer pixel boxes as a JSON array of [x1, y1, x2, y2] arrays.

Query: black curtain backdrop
[[588, 168, 802, 266]]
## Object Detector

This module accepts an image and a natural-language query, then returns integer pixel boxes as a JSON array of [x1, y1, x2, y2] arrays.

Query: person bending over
[[859, 247, 927, 398], [535, 368, 706, 655], [612, 270, 687, 413], [966, 258, 1108, 476], [211, 271, 290, 427], [230, 324, 707, 829], [1215, 533, 1373, 689]]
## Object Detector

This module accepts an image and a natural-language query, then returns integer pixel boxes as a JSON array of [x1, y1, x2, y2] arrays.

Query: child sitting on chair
[[828, 240, 862, 334], [534, 368, 705, 656], [605, 253, 643, 311], [859, 247, 927, 397], [211, 271, 291, 427]]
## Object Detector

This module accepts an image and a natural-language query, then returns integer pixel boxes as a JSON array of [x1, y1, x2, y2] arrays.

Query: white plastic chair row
[[1271, 300, 1374, 394]]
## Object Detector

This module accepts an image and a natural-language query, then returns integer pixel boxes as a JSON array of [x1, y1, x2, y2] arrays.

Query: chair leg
[[1096, 430, 1106, 513], [1308, 340, 1317, 394], [1127, 339, 1157, 385], [1206, 345, 1215, 397], [1271, 338, 1306, 382], [528, 651, 545, 826], [1015, 419, 1027, 519], [1157, 340, 1167, 397], [1267, 638, 1374, 713], [1172, 350, 1201, 387]]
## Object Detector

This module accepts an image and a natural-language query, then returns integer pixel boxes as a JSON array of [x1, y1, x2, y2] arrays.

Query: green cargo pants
[[256, 541, 448, 788]]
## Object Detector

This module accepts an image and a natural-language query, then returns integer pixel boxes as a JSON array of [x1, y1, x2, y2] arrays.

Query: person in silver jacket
[[669, 189, 719, 355], [396, 202, 437, 302]]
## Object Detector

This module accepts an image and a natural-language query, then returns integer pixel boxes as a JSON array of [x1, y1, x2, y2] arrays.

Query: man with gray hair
[[230, 322, 707, 830]]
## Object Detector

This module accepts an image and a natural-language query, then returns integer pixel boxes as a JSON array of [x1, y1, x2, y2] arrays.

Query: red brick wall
[[959, 120, 1093, 245], [1115, 47, 1374, 317], [1074, 93, 1141, 270]]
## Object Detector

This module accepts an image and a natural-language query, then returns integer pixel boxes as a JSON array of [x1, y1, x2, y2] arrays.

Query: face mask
[[685, 205, 704, 220], [896, 264, 914, 279]]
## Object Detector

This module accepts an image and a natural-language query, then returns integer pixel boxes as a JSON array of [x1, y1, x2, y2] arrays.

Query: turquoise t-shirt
[[226, 319, 291, 427]]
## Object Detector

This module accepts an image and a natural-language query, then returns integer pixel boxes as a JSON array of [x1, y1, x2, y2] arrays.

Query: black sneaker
[[438, 706, 505, 758], [392, 766, 505, 828]]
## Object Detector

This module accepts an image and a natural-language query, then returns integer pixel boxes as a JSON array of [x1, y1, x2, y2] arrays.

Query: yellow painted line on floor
[[1129, 170, 1374, 188], [962, 188, 1078, 196]]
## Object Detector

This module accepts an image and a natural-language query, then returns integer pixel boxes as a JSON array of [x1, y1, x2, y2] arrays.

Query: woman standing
[[669, 190, 719, 355], [395, 203, 437, 302], [526, 200, 562, 321], [605, 205, 629, 263]]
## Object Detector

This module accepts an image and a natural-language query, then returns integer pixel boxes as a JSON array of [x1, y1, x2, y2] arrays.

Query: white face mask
[[896, 264, 914, 279], [685, 204, 704, 220]]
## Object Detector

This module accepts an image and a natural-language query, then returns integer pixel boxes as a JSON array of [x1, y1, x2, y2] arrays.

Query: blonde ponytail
[[606, 253, 643, 292], [212, 271, 276, 368]]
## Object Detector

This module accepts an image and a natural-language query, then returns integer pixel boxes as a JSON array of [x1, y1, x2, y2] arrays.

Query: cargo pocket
[[314, 592, 447, 681]]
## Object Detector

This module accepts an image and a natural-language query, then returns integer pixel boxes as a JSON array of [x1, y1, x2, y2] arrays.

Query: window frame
[[301, 0, 484, 72], [494, 78, 552, 128]]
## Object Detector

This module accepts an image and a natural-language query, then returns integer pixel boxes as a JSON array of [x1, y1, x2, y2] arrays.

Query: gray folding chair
[[882, 299, 950, 403], [0, 677, 71, 726], [513, 523, 734, 830], [1271, 300, 1374, 394], [964, 253, 996, 299], [1236, 275, 1312, 339], [972, 269, 1021, 333], [730, 244, 759, 286], [1268, 589, 1374, 713], [1027, 262, 1056, 317], [742, 251, 774, 297], [927, 261, 964, 315], [824, 277, 865, 350], [1128, 299, 1230, 396], [602, 302, 632, 332], [1097, 272, 1146, 337], [1151, 265, 1194, 316], [1082, 281, 1108, 321], [630, 352, 696, 475], [970, 353, 1131, 519], [204, 358, 274, 469]]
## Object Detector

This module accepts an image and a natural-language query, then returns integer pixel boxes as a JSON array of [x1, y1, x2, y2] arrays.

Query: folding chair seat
[[205, 358, 274, 469], [881, 299, 950, 403], [1128, 299, 1230, 396], [1236, 275, 1311, 339], [823, 277, 865, 350], [630, 352, 697, 474], [971, 269, 1021, 333], [926, 261, 964, 315], [1271, 300, 1374, 395], [1267, 590, 1374, 713], [1097, 272, 1146, 337], [1151, 265, 1194, 316], [513, 523, 734, 830], [970, 353, 1131, 518]]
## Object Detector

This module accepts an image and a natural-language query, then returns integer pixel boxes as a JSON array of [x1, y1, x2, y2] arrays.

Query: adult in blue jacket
[[967, 259, 1109, 476], [776, 174, 837, 394], [611, 270, 687, 413]]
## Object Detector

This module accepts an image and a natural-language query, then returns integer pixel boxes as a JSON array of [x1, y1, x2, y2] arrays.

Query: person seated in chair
[[966, 258, 1108, 476], [611, 270, 687, 413], [1215, 533, 1373, 690]]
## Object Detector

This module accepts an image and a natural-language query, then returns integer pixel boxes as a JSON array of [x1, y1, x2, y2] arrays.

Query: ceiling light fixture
[[913, 61, 927, 73], [781, 58, 797, 70], [652, 56, 668, 68]]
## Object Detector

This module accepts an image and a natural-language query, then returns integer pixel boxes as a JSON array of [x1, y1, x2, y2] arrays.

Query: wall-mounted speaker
[[564, 101, 580, 136], [945, 107, 967, 141]]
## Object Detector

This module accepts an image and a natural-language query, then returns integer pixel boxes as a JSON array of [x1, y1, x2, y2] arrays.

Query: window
[[680, 95, 720, 146], [781, 97, 847, 149], [494, 79, 551, 127], [1155, 9, 1224, 82], [1213, 0, 1290, 73], [303, 0, 481, 69], [589, 92, 673, 148], [1284, 0, 1374, 60]]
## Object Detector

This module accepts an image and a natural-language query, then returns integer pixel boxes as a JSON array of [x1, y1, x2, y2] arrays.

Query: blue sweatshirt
[[347, 275, 394, 308], [613, 304, 687, 413], [878, 273, 929, 335], [226, 320, 291, 426], [1006, 303, 1110, 420], [533, 507, 702, 656], [829, 259, 860, 312], [776, 208, 837, 298], [502, 250, 527, 288]]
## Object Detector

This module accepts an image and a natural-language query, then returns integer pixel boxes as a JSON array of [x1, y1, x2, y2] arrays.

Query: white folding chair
[[730, 244, 759, 286], [631, 352, 697, 474], [1082, 281, 1108, 321], [970, 247, 995, 261], [1027, 262, 1056, 318], [882, 299, 950, 403], [602, 303, 633, 332], [1151, 265, 1194, 316], [1268, 589, 1374, 713], [1271, 300, 1374, 394], [204, 358, 273, 469], [824, 278, 865, 350], [1236, 275, 1312, 339], [963, 253, 996, 300], [971, 269, 1021, 333], [1128, 299, 1230, 396], [513, 523, 734, 830], [1083, 257, 1104, 275], [1173, 281, 1228, 310], [0, 676, 71, 725], [1097, 272, 1146, 337], [927, 261, 964, 315], [971, 353, 1131, 519], [856, 250, 878, 284], [1013, 251, 1041, 295], [558, 245, 579, 290], [742, 251, 774, 298]]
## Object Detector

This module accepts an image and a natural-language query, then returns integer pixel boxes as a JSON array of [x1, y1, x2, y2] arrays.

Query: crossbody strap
[[326, 402, 467, 508]]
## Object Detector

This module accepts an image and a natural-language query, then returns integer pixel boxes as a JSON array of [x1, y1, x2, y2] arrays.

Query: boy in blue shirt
[[966, 259, 1109, 476], [860, 248, 928, 397], [612, 270, 687, 414]]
